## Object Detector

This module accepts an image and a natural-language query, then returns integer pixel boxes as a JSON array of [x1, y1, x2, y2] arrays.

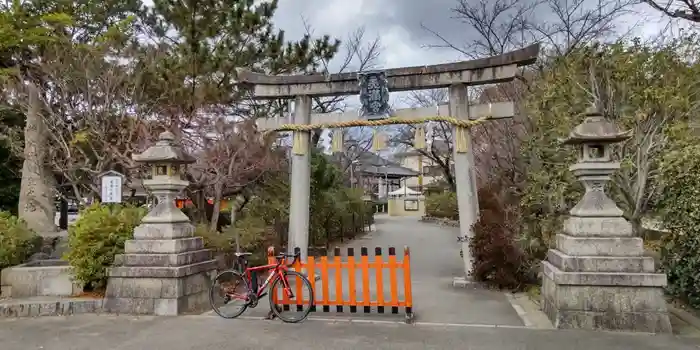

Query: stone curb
[[419, 216, 459, 227], [507, 292, 554, 329], [669, 304, 700, 331], [0, 298, 104, 318]]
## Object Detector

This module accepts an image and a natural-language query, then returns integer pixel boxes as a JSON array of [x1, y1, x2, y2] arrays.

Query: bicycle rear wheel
[[268, 271, 314, 323], [209, 270, 250, 319]]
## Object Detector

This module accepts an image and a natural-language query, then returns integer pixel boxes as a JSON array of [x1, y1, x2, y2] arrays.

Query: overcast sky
[[272, 0, 678, 72], [273, 0, 467, 69], [268, 0, 684, 151]]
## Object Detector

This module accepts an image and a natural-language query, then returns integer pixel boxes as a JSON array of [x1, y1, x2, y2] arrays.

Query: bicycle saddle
[[235, 252, 252, 257]]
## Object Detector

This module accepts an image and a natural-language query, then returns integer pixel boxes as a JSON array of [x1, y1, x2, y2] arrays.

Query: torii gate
[[236, 44, 540, 282]]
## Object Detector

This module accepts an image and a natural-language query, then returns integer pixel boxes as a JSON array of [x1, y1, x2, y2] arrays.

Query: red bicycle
[[209, 248, 314, 323]]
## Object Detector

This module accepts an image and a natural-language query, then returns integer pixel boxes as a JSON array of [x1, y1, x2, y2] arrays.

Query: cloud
[[273, 0, 678, 71], [274, 0, 465, 69], [267, 0, 682, 151]]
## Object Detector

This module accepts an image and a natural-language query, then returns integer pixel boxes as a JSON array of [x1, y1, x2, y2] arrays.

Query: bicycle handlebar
[[275, 252, 301, 266], [276, 252, 300, 259]]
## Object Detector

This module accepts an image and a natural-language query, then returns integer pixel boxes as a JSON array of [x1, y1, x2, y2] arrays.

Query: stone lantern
[[541, 106, 672, 333], [562, 107, 632, 218], [132, 131, 195, 224], [104, 131, 217, 316]]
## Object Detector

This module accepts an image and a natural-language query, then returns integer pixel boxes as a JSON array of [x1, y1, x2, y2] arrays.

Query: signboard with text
[[358, 71, 391, 120], [100, 172, 124, 203]]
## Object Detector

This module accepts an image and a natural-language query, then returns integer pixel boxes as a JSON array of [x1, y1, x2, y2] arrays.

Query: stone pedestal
[[541, 109, 671, 333], [104, 222, 217, 315], [541, 217, 671, 333], [103, 131, 217, 316]]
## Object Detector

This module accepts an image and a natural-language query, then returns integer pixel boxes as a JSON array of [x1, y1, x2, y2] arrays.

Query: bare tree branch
[[301, 19, 383, 149], [3, 43, 159, 203], [642, 0, 700, 22], [424, 0, 637, 59], [409, 0, 639, 196]]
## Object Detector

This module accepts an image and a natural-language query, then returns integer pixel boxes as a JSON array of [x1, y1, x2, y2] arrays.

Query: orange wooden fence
[[268, 246, 414, 322]]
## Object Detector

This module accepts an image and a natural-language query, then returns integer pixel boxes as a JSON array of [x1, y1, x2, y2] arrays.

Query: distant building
[[393, 139, 453, 191], [349, 152, 418, 199]]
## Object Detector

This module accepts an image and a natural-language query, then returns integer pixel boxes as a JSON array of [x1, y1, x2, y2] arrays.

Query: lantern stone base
[[541, 256, 672, 333], [104, 265, 216, 315], [104, 223, 218, 316]]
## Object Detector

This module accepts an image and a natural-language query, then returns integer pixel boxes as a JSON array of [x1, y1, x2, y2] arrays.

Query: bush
[[469, 185, 533, 290], [0, 212, 41, 269], [425, 191, 458, 220], [309, 187, 372, 248], [198, 216, 275, 268], [363, 201, 375, 226], [657, 131, 700, 307], [201, 153, 376, 264], [232, 165, 373, 254], [64, 204, 146, 290]]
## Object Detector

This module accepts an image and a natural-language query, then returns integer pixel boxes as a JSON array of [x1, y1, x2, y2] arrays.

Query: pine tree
[[0, 0, 142, 226], [0, 104, 23, 214], [137, 0, 342, 226], [138, 0, 340, 119]]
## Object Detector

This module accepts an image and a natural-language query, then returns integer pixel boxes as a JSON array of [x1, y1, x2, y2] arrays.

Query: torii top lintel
[[236, 44, 539, 99]]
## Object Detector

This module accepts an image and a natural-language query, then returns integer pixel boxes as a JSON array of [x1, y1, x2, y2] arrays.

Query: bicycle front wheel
[[268, 271, 314, 323], [209, 270, 250, 319]]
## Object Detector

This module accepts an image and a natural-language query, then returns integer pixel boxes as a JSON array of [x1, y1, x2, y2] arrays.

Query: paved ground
[[3, 216, 698, 349], [334, 215, 524, 325], [1, 314, 698, 350], [208, 215, 524, 326]]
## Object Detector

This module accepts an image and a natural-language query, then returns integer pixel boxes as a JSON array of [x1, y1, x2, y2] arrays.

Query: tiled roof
[[359, 164, 418, 177], [394, 139, 451, 158], [354, 151, 418, 177]]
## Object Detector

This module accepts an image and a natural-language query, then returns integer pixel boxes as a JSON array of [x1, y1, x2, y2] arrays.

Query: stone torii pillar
[[288, 96, 312, 257], [235, 44, 540, 270], [449, 84, 480, 286]]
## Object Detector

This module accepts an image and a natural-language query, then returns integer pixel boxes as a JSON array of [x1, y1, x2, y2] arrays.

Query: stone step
[[1, 285, 11, 298], [547, 249, 656, 273], [108, 259, 218, 279], [133, 223, 194, 240], [125, 237, 204, 254], [555, 234, 644, 257], [116, 249, 212, 267], [563, 216, 633, 237], [542, 260, 667, 287]]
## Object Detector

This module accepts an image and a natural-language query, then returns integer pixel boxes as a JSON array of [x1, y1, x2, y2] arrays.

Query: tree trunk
[[208, 184, 223, 232], [312, 130, 322, 148], [18, 83, 56, 235], [444, 169, 457, 192], [188, 189, 207, 223], [58, 198, 68, 230], [630, 216, 644, 238]]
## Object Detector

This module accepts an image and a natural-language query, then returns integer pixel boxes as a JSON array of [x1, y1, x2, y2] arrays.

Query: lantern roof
[[133, 131, 196, 164], [562, 106, 632, 145]]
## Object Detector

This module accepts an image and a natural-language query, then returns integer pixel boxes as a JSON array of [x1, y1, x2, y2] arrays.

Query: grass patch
[[525, 284, 541, 306]]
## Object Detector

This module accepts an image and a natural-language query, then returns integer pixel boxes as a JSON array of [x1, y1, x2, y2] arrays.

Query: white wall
[[399, 155, 442, 188]]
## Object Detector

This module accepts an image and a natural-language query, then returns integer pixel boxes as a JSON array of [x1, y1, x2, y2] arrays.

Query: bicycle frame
[[211, 251, 313, 322], [241, 258, 294, 299]]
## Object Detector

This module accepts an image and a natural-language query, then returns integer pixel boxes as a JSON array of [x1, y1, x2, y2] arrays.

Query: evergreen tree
[[0, 0, 143, 77], [138, 0, 340, 120], [134, 0, 342, 225], [0, 104, 23, 214], [0, 0, 143, 223]]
